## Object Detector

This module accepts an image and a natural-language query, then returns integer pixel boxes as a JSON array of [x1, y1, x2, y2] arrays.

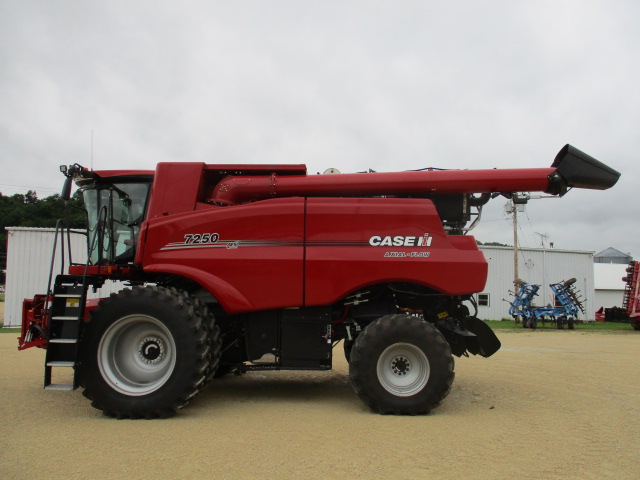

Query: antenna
[[534, 232, 549, 248], [91, 129, 94, 171]]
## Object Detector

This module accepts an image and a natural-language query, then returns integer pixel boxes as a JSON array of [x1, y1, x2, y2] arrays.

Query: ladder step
[[45, 384, 75, 391], [49, 339, 78, 344], [51, 316, 81, 321], [46, 361, 75, 367]]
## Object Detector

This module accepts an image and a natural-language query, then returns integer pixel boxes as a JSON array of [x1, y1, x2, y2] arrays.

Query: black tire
[[78, 286, 218, 419], [349, 314, 454, 415], [568, 317, 575, 330], [197, 299, 222, 387], [211, 363, 246, 379], [343, 339, 354, 363], [557, 317, 565, 329]]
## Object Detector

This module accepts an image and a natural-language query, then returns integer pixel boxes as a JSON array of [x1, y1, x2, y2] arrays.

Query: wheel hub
[[98, 314, 177, 396], [391, 356, 410, 376], [376, 343, 430, 397], [139, 337, 165, 364]]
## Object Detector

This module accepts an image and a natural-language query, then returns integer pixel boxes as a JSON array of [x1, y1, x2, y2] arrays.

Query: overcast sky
[[1, 1, 638, 260]]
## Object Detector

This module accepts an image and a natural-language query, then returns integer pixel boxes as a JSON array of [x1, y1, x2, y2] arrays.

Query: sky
[[1, 0, 638, 259]]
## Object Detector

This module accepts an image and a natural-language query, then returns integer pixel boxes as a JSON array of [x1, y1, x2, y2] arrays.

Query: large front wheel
[[349, 315, 454, 415], [79, 287, 218, 418]]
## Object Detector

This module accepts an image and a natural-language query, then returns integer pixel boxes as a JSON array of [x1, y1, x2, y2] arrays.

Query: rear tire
[[343, 339, 354, 363], [78, 286, 216, 419], [349, 314, 454, 415]]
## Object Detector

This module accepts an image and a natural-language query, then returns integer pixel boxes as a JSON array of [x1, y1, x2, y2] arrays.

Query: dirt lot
[[1, 329, 638, 480]]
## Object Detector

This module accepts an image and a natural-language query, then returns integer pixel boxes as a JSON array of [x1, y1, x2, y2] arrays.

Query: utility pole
[[513, 199, 519, 294], [508, 196, 525, 325]]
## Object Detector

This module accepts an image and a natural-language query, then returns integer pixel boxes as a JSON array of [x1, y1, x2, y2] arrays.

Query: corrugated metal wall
[[594, 290, 624, 310], [476, 246, 595, 321], [593, 263, 626, 310], [4, 227, 123, 327]]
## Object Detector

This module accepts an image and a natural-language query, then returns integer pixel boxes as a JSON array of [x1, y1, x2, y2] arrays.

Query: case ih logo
[[369, 234, 433, 247]]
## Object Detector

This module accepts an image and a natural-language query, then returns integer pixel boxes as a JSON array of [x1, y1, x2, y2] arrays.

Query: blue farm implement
[[508, 278, 585, 329]]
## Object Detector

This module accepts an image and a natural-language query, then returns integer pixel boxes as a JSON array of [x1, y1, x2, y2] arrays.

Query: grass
[[1, 328, 21, 334], [484, 319, 634, 331]]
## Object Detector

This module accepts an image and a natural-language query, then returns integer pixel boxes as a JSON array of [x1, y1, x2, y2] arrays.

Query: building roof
[[594, 247, 632, 264]]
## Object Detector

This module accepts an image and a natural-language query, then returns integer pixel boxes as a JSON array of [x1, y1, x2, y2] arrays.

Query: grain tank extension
[[19, 145, 619, 418]]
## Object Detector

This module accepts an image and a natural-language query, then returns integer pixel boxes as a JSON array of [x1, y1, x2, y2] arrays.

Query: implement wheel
[[79, 286, 218, 419], [349, 314, 454, 415]]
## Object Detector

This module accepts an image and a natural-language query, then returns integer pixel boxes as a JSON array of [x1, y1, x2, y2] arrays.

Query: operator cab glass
[[81, 181, 151, 265]]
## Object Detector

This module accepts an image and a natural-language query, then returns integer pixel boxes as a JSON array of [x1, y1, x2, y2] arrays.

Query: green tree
[[0, 190, 86, 252]]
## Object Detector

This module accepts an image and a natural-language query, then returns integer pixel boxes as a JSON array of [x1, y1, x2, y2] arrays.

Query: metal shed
[[3, 227, 122, 327], [476, 246, 595, 321], [593, 263, 626, 309]]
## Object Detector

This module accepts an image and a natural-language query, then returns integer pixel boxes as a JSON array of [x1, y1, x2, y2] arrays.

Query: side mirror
[[61, 176, 73, 200]]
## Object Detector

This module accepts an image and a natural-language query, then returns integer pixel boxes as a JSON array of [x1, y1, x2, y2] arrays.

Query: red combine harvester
[[622, 261, 640, 330], [19, 145, 619, 418]]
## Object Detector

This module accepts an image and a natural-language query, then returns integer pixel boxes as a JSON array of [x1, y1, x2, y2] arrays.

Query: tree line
[[0, 190, 86, 253]]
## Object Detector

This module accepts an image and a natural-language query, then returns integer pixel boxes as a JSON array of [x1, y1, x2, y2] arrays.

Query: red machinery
[[622, 261, 640, 330], [19, 144, 619, 418]]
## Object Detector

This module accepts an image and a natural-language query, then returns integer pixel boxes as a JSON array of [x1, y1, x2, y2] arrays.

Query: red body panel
[[304, 198, 486, 305], [139, 196, 487, 313], [145, 163, 308, 219], [18, 296, 49, 350], [146, 163, 206, 219], [141, 198, 305, 313]]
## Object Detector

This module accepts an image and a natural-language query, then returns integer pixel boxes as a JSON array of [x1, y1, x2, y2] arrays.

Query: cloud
[[1, 1, 637, 257]]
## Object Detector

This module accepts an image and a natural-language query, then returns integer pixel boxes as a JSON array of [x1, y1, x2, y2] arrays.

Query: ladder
[[44, 275, 87, 391]]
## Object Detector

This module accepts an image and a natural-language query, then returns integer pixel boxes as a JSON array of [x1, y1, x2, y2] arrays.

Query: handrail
[[44, 219, 73, 324]]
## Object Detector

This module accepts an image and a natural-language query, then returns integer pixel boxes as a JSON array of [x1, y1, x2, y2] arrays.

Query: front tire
[[78, 286, 216, 419], [349, 314, 454, 415]]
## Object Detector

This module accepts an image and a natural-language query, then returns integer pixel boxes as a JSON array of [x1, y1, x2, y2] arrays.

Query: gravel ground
[[1, 329, 639, 480]]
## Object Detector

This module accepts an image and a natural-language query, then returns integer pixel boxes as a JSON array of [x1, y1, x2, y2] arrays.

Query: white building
[[476, 246, 595, 321], [3, 227, 122, 327], [593, 264, 627, 310]]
